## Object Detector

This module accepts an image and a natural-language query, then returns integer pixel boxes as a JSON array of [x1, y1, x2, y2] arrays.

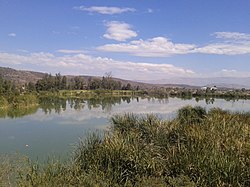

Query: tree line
[[33, 73, 134, 91], [0, 73, 135, 94]]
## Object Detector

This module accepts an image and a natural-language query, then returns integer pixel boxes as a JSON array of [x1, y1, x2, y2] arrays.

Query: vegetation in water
[[14, 106, 250, 186]]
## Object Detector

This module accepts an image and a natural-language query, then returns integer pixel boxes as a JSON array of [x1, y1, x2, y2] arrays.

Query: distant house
[[201, 86, 207, 91], [210, 86, 217, 91]]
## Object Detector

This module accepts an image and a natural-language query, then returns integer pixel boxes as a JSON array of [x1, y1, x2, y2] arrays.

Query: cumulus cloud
[[0, 51, 195, 80], [98, 32, 250, 57], [74, 6, 135, 15], [103, 21, 137, 41], [8, 33, 16, 37], [98, 37, 196, 57]]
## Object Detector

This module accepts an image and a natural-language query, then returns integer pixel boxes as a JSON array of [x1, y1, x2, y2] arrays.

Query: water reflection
[[0, 96, 249, 119], [36, 97, 133, 115], [0, 96, 250, 160], [0, 106, 39, 119]]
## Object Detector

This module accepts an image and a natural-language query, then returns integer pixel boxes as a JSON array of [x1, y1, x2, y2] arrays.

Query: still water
[[0, 97, 250, 160]]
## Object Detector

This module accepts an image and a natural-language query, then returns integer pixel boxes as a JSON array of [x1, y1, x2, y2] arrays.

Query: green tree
[[61, 76, 67, 90]]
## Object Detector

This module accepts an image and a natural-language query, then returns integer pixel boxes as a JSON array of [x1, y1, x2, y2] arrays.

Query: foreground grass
[[10, 106, 250, 186], [0, 155, 29, 187]]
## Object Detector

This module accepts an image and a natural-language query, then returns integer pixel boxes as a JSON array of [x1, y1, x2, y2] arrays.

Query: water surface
[[0, 97, 250, 160]]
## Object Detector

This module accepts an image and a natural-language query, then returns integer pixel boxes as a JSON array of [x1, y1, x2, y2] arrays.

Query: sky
[[0, 0, 250, 81]]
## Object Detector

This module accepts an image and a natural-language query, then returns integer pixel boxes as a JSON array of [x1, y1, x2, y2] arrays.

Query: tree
[[61, 76, 67, 90], [55, 73, 62, 90], [88, 78, 101, 90], [27, 82, 36, 91], [122, 83, 132, 90]]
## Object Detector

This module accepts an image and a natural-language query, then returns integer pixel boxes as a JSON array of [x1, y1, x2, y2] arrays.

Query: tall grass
[[0, 155, 29, 187], [16, 106, 250, 186]]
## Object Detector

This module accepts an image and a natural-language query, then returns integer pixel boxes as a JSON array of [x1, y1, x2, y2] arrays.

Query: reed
[[16, 106, 250, 186]]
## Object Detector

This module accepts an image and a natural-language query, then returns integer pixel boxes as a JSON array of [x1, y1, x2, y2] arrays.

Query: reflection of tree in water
[[39, 97, 67, 114], [122, 97, 131, 104], [1, 96, 145, 117], [0, 105, 39, 118], [205, 98, 215, 104], [144, 97, 169, 104], [87, 97, 123, 113], [68, 98, 85, 111], [194, 97, 215, 104], [38, 96, 138, 114]]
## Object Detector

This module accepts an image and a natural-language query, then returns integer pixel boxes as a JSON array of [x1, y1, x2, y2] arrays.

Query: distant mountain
[[142, 77, 250, 89], [0, 67, 162, 89]]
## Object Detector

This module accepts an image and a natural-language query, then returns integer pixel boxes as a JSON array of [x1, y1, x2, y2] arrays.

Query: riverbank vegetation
[[1, 73, 250, 104], [12, 106, 250, 186], [0, 94, 38, 110]]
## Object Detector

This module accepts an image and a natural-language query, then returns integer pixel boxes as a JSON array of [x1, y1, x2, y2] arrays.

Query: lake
[[1, 97, 250, 160]]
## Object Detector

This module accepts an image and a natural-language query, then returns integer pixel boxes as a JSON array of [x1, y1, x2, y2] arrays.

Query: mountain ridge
[[0, 66, 248, 89], [139, 77, 250, 89], [0, 66, 198, 89]]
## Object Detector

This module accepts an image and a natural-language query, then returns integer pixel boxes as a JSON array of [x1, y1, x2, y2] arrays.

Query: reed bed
[[14, 106, 250, 186]]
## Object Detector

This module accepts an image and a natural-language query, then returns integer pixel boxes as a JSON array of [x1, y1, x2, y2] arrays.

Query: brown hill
[[0, 67, 45, 85], [0, 66, 196, 89]]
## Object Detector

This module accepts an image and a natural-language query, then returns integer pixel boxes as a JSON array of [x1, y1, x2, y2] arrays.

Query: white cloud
[[103, 21, 137, 41], [213, 32, 250, 41], [194, 43, 250, 55], [0, 52, 195, 80], [74, 6, 135, 15], [98, 37, 196, 57], [195, 32, 250, 55], [8, 33, 16, 37], [221, 69, 237, 73], [98, 32, 250, 57]]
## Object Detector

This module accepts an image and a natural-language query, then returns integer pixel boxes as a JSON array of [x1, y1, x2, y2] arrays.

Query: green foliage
[[0, 76, 19, 95], [7, 94, 38, 108], [17, 106, 250, 186], [87, 76, 122, 90], [35, 73, 68, 91], [0, 93, 39, 118], [0, 96, 8, 107], [0, 105, 38, 118], [177, 105, 207, 124]]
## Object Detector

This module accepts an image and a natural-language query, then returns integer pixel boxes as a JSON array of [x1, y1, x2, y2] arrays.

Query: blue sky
[[0, 0, 250, 80]]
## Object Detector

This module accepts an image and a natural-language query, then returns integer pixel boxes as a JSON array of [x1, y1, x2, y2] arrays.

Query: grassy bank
[[37, 89, 143, 99], [14, 106, 250, 186], [0, 90, 139, 117], [0, 94, 38, 109]]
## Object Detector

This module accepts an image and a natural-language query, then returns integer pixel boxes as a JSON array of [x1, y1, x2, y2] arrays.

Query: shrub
[[177, 105, 207, 124]]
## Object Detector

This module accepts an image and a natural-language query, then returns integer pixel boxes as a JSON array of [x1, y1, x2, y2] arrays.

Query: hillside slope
[[0, 67, 45, 84], [0, 66, 196, 89]]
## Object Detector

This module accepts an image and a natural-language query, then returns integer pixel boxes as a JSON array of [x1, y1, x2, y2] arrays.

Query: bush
[[177, 105, 207, 124]]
